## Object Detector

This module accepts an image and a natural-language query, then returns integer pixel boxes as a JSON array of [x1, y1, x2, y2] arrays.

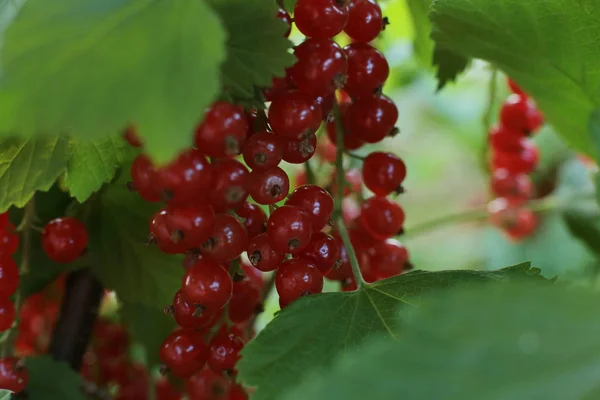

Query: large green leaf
[[209, 0, 295, 104], [25, 356, 86, 400], [0, 0, 226, 164], [87, 174, 184, 308], [284, 282, 600, 400], [238, 264, 544, 400], [407, 0, 436, 68], [0, 137, 71, 212], [430, 0, 600, 153], [0, 389, 10, 399], [64, 136, 134, 202]]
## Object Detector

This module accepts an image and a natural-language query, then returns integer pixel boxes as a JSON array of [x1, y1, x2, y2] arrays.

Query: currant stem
[[305, 159, 316, 185], [332, 101, 367, 288]]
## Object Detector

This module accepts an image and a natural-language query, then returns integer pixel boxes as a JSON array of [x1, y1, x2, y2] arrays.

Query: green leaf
[[284, 282, 600, 400], [87, 174, 184, 308], [432, 46, 469, 90], [120, 301, 176, 367], [0, 389, 11, 399], [238, 264, 544, 400], [0, 137, 71, 212], [0, 0, 226, 164], [209, 0, 295, 104], [25, 356, 86, 399], [430, 0, 600, 154], [590, 108, 600, 160], [407, 0, 435, 67], [564, 209, 600, 258], [64, 136, 134, 202]]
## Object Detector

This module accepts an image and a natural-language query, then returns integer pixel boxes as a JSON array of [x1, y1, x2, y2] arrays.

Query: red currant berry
[[208, 159, 250, 213], [360, 197, 405, 239], [41, 217, 88, 264], [249, 166, 290, 205], [329, 167, 364, 198], [290, 38, 348, 97], [115, 364, 149, 400], [344, 43, 389, 98], [348, 218, 383, 250], [326, 119, 364, 150], [242, 132, 283, 171], [276, 258, 323, 308], [276, 8, 292, 37], [149, 209, 189, 254], [344, 94, 398, 143], [0, 357, 27, 393], [160, 329, 209, 378], [156, 149, 213, 206], [488, 124, 525, 152], [344, 0, 383, 43], [282, 133, 317, 164], [367, 239, 408, 279], [242, 261, 264, 290], [507, 78, 526, 96], [286, 185, 334, 231], [0, 298, 15, 331], [229, 278, 262, 324], [490, 169, 534, 202], [299, 232, 340, 275], [0, 225, 19, 256], [492, 139, 539, 175], [268, 90, 323, 140], [488, 199, 537, 241], [0, 257, 19, 298], [229, 384, 249, 400], [172, 291, 221, 331], [195, 102, 248, 158], [207, 328, 245, 374], [235, 202, 267, 239], [500, 94, 537, 133], [0, 214, 8, 229], [201, 214, 248, 262], [166, 205, 215, 249], [130, 155, 161, 202], [324, 237, 354, 281], [247, 233, 286, 272], [362, 152, 406, 196], [156, 376, 183, 400], [182, 257, 233, 310], [186, 368, 231, 399], [294, 0, 348, 38], [264, 75, 295, 102], [314, 94, 335, 119], [267, 206, 313, 254], [94, 320, 130, 357], [123, 126, 143, 148]]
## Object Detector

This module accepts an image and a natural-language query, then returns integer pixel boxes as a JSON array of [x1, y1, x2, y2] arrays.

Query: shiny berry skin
[[290, 38, 348, 97], [360, 197, 405, 239], [315, 94, 335, 119], [0, 257, 19, 298], [229, 279, 262, 324], [490, 169, 533, 202], [348, 218, 383, 250], [186, 368, 231, 399], [242, 132, 283, 171], [344, 0, 383, 43], [0, 225, 19, 256], [249, 167, 290, 205], [149, 209, 189, 254], [267, 206, 313, 254], [172, 291, 221, 331], [160, 330, 209, 378], [367, 239, 408, 279], [166, 205, 215, 249], [326, 117, 364, 150], [0, 357, 27, 393], [276, 258, 323, 308], [182, 257, 232, 310], [202, 214, 248, 262], [156, 149, 213, 206], [195, 102, 248, 158], [362, 152, 406, 196], [268, 90, 323, 140], [282, 133, 317, 164], [344, 43, 389, 98], [235, 202, 267, 239], [500, 94, 538, 133], [264, 75, 295, 102], [207, 328, 245, 374], [299, 232, 340, 275], [276, 8, 292, 37], [0, 298, 15, 331], [208, 159, 250, 213], [344, 95, 398, 143], [294, 0, 348, 38], [491, 139, 539, 175], [247, 233, 286, 272], [286, 185, 334, 231], [488, 124, 525, 152], [123, 126, 143, 148], [130, 155, 161, 202], [41, 217, 88, 264]]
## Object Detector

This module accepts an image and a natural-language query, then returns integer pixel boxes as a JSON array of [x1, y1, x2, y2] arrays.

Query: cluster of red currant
[[488, 79, 544, 241]]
